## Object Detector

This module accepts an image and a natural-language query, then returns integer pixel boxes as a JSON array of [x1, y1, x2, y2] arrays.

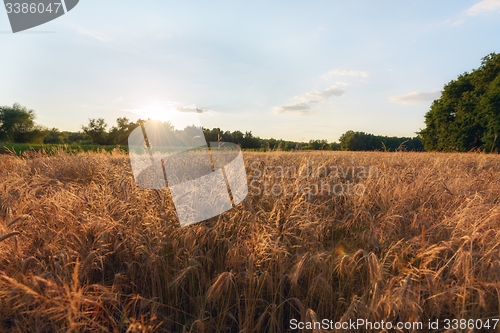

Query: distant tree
[[338, 130, 421, 151], [44, 128, 64, 144], [267, 138, 278, 150], [283, 141, 298, 150], [82, 118, 108, 145], [0, 103, 39, 142], [242, 131, 261, 148], [339, 130, 381, 151], [63, 131, 90, 144], [329, 142, 341, 150], [378, 135, 423, 151], [202, 128, 262, 148], [402, 137, 424, 151], [230, 130, 244, 145], [203, 127, 224, 143], [108, 117, 139, 145], [303, 139, 330, 150]]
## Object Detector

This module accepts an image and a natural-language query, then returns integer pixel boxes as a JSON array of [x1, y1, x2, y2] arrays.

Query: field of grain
[[1, 150, 500, 332]]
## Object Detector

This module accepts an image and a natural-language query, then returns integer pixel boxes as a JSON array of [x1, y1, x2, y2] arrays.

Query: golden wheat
[[0, 150, 500, 332]]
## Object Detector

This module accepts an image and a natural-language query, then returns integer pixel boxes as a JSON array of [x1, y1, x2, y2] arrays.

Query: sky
[[1, 0, 500, 142]]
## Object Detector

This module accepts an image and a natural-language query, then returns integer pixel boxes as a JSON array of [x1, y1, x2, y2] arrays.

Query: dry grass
[[1, 149, 500, 332]]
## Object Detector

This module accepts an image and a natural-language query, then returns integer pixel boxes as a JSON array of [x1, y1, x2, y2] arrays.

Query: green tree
[[44, 128, 64, 144], [0, 103, 47, 143], [82, 118, 108, 145], [242, 131, 261, 149], [339, 130, 381, 151], [64, 131, 90, 144], [419, 53, 500, 152], [303, 139, 330, 150], [203, 127, 224, 143], [108, 117, 139, 145], [329, 142, 341, 150]]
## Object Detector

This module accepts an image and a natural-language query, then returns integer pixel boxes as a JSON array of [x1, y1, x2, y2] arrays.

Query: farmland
[[1, 150, 500, 332]]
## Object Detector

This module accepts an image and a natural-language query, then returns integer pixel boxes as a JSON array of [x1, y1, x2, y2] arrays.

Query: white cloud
[[305, 85, 345, 102], [389, 91, 441, 105], [275, 85, 345, 115], [466, 0, 500, 16], [322, 69, 368, 79], [274, 103, 310, 115]]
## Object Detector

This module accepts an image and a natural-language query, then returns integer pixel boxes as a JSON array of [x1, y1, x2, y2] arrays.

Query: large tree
[[339, 130, 381, 151], [82, 118, 108, 145], [419, 53, 500, 152], [107, 117, 140, 145], [0, 103, 45, 143]]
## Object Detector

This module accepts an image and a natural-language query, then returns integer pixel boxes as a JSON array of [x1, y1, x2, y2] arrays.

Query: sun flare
[[139, 104, 169, 122], [134, 102, 202, 130]]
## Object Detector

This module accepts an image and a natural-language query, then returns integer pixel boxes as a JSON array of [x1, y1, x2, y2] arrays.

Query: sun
[[138, 103, 169, 122], [135, 102, 203, 130]]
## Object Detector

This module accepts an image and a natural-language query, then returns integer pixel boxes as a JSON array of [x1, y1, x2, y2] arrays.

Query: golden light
[[138, 103, 169, 122], [135, 102, 203, 130], [334, 244, 346, 256]]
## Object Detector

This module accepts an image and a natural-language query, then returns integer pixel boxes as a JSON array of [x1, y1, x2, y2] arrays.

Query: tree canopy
[[0, 103, 46, 143], [338, 130, 422, 151], [419, 53, 500, 152]]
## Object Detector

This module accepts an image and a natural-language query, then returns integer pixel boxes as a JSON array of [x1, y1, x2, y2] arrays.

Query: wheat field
[[1, 150, 500, 332]]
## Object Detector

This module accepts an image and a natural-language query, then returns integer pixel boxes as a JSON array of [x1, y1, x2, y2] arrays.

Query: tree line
[[339, 130, 423, 151], [0, 103, 424, 151]]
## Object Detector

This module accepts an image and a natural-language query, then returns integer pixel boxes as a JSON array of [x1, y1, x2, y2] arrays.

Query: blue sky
[[1, 0, 500, 142]]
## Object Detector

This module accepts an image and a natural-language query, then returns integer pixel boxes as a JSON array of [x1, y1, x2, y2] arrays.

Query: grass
[[1, 150, 500, 332]]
